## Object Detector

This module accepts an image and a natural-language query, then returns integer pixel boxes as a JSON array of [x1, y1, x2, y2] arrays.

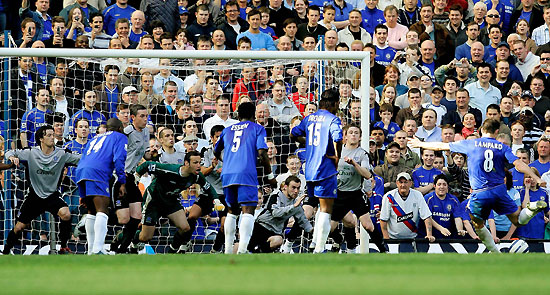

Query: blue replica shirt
[[511, 168, 524, 191], [105, 85, 120, 118], [412, 167, 443, 189], [369, 192, 383, 233], [103, 4, 136, 36], [529, 160, 550, 176], [455, 43, 471, 60], [441, 98, 457, 112], [75, 131, 128, 184], [129, 29, 147, 43], [516, 188, 549, 239], [424, 192, 461, 239], [373, 174, 385, 197], [215, 120, 268, 187], [329, 1, 353, 22], [35, 62, 48, 85], [449, 137, 518, 190], [64, 140, 87, 184], [485, 45, 496, 62], [291, 109, 343, 181], [20, 108, 52, 147], [373, 121, 400, 143], [70, 110, 107, 138], [236, 31, 276, 51], [361, 8, 385, 35], [375, 45, 397, 67], [259, 26, 276, 39]]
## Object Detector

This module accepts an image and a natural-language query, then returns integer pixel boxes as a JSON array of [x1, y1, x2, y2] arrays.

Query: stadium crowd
[[1, 0, 550, 254]]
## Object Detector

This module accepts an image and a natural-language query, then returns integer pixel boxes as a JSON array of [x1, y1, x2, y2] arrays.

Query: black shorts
[[331, 190, 370, 222], [141, 190, 184, 226], [194, 193, 214, 216], [304, 194, 319, 207], [17, 190, 68, 224], [248, 223, 281, 253], [111, 173, 143, 210]]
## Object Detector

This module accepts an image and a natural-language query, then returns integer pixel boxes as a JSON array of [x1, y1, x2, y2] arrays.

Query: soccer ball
[[509, 239, 529, 253]]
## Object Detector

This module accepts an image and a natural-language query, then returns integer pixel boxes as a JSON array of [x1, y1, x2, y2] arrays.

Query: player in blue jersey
[[410, 119, 548, 252], [75, 118, 128, 255], [20, 86, 53, 148], [214, 102, 275, 254], [290, 89, 343, 253]]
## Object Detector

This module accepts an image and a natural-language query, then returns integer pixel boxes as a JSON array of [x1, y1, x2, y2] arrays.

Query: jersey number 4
[[231, 130, 243, 152], [86, 136, 107, 155], [308, 123, 321, 147]]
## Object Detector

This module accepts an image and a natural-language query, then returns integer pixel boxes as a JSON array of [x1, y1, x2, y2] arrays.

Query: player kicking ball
[[409, 119, 547, 253], [130, 151, 218, 253], [290, 89, 343, 253], [214, 102, 275, 254]]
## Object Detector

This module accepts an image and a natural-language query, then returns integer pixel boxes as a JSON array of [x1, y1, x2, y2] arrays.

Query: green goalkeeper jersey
[[136, 161, 218, 200]]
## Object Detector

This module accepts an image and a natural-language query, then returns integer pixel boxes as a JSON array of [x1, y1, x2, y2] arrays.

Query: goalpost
[[0, 46, 372, 254]]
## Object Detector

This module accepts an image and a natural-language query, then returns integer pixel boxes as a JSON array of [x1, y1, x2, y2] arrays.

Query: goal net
[[0, 46, 370, 254]]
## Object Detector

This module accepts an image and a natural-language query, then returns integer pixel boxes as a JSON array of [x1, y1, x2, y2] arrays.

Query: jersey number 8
[[483, 150, 494, 172]]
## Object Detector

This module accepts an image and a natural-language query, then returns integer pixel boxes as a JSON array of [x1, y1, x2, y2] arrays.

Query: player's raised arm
[[408, 137, 451, 151]]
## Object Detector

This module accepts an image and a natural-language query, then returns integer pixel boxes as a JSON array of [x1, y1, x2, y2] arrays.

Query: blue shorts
[[306, 175, 338, 199], [224, 185, 258, 208], [78, 180, 110, 198], [468, 184, 518, 220]]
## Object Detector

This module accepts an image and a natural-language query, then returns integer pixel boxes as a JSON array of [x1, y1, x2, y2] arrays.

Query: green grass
[[1, 254, 549, 295]]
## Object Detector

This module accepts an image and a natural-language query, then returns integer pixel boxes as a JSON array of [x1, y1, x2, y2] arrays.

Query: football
[[509, 240, 530, 253]]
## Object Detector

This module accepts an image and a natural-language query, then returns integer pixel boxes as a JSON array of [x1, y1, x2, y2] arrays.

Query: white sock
[[475, 226, 500, 253], [93, 212, 108, 253], [237, 213, 255, 254], [85, 215, 96, 255], [311, 210, 320, 246], [224, 213, 237, 254], [518, 207, 537, 225], [314, 212, 331, 253]]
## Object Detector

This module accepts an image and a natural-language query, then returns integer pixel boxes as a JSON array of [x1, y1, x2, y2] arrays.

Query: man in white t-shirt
[[380, 172, 434, 241]]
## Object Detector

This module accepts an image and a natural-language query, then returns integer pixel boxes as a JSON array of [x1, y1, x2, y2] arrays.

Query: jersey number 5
[[231, 130, 243, 152], [483, 150, 494, 172], [307, 123, 321, 147], [86, 136, 107, 155]]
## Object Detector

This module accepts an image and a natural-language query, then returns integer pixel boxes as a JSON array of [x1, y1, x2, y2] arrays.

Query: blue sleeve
[[100, 114, 107, 125], [20, 111, 30, 132], [113, 135, 128, 184], [329, 116, 343, 142], [451, 197, 460, 218], [291, 117, 306, 137], [449, 139, 472, 155], [266, 35, 276, 51], [214, 129, 226, 154], [412, 169, 420, 188], [69, 112, 80, 136], [256, 126, 268, 150], [503, 144, 519, 164]]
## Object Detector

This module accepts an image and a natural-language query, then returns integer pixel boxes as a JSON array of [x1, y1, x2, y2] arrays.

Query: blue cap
[[179, 6, 189, 14]]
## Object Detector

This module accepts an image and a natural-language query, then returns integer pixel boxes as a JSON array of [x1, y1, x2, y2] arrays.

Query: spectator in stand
[[514, 39, 541, 81], [138, 72, 162, 111], [186, 4, 215, 45], [415, 109, 442, 143], [319, 5, 337, 31], [60, 0, 100, 28], [510, 0, 544, 36], [412, 148, 443, 195], [259, 7, 276, 38], [129, 10, 147, 43], [479, 9, 500, 46], [441, 76, 459, 112], [20, 87, 52, 148], [16, 18, 37, 48], [529, 137, 550, 175], [265, 80, 300, 125], [374, 103, 400, 144], [434, 58, 477, 88], [202, 95, 239, 138], [514, 90, 545, 130], [394, 129, 421, 170], [65, 7, 92, 41], [43, 16, 75, 48], [398, 0, 420, 28], [84, 12, 112, 49], [424, 174, 465, 239], [516, 167, 550, 239], [295, 5, 327, 41], [446, 4, 467, 47], [112, 18, 138, 49], [103, 0, 136, 36], [232, 67, 258, 111], [215, 1, 248, 50], [383, 5, 407, 50], [372, 24, 396, 67], [375, 64, 408, 97], [491, 60, 514, 97], [211, 29, 226, 50], [70, 90, 106, 137], [150, 81, 178, 126], [141, 0, 179, 35], [486, 104, 511, 136], [361, 0, 384, 35], [174, 28, 195, 50], [236, 9, 276, 51], [20, 0, 53, 42], [483, 25, 503, 61], [274, 18, 303, 51], [432, 0, 449, 26], [464, 62, 501, 122], [268, 0, 293, 37], [153, 58, 186, 100], [338, 9, 371, 48], [396, 88, 425, 127], [441, 88, 483, 133], [410, 4, 453, 66], [455, 22, 480, 61], [528, 76, 550, 117]]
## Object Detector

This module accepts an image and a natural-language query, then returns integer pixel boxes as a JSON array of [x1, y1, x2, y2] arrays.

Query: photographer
[[44, 16, 75, 48]]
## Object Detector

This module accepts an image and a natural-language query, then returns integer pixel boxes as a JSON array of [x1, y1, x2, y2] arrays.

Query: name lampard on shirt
[[474, 141, 503, 150]]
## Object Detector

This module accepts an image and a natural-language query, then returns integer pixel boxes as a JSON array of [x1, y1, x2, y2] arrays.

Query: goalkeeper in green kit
[[130, 150, 220, 253]]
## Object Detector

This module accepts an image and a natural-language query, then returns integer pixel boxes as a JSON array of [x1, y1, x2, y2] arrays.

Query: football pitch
[[1, 254, 549, 295]]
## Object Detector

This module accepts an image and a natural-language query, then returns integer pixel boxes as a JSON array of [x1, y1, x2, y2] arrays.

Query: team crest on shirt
[[333, 189, 337, 194], [53, 156, 59, 161], [385, 53, 391, 60], [447, 204, 452, 212]]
